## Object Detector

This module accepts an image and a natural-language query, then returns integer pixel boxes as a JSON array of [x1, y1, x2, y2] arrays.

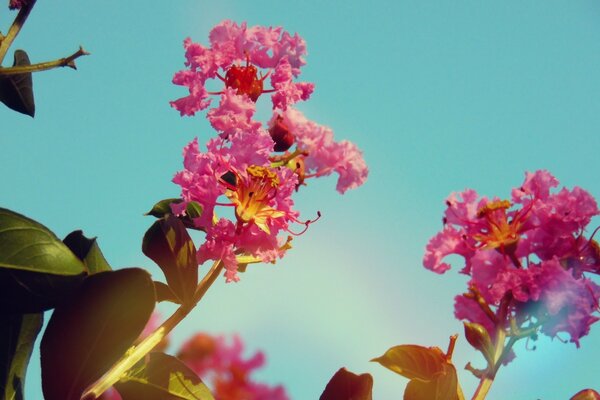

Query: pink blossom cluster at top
[[424, 170, 600, 347], [178, 333, 288, 400], [171, 20, 368, 282], [171, 20, 313, 117]]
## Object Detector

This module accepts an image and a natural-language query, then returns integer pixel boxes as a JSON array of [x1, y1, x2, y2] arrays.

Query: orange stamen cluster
[[227, 166, 285, 233], [473, 199, 524, 252]]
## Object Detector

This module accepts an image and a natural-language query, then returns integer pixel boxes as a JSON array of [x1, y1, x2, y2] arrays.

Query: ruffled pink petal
[[207, 88, 262, 138]]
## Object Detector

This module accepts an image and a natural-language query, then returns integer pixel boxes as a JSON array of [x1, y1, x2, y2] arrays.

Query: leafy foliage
[[0, 49, 35, 117], [115, 352, 214, 400], [0, 313, 43, 400], [0, 208, 86, 313], [142, 215, 198, 304], [41, 268, 155, 400], [63, 230, 112, 274], [373, 344, 459, 400]]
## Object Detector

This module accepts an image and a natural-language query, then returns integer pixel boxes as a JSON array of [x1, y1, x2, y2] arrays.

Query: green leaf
[[115, 352, 214, 400], [372, 345, 447, 381], [146, 199, 204, 231], [319, 367, 373, 400], [63, 230, 112, 274], [403, 364, 458, 400], [0, 208, 87, 313], [41, 268, 156, 400], [154, 281, 181, 304], [0, 313, 43, 400], [0, 49, 35, 117], [0, 268, 85, 313], [142, 215, 198, 304], [146, 199, 182, 218], [0, 208, 85, 275]]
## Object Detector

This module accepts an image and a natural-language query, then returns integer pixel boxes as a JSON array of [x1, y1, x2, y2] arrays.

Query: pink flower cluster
[[171, 21, 368, 282], [424, 170, 600, 347], [171, 20, 313, 117], [178, 333, 288, 400]]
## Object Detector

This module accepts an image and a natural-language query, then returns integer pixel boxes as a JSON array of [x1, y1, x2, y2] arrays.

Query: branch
[[0, 46, 89, 75], [0, 0, 36, 64]]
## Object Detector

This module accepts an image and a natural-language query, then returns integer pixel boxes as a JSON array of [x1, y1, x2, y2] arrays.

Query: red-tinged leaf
[[142, 215, 198, 304], [372, 345, 447, 381], [319, 367, 373, 400], [571, 389, 600, 400], [154, 281, 181, 304], [40, 268, 155, 400], [404, 363, 459, 400]]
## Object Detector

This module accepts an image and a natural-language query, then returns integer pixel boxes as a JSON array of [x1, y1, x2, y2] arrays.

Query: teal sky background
[[2, 1, 600, 399]]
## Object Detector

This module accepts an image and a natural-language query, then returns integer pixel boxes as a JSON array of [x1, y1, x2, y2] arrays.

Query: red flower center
[[223, 64, 266, 102]]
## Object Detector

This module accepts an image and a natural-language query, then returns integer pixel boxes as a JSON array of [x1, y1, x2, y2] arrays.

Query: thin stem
[[80, 260, 224, 400], [0, 46, 89, 75], [0, 0, 36, 65]]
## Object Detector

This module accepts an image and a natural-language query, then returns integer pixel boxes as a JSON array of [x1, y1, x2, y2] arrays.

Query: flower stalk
[[80, 259, 224, 400], [0, 0, 36, 64], [0, 46, 89, 75]]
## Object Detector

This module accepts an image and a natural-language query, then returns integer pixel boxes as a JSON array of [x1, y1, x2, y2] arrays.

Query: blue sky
[[2, 1, 600, 399]]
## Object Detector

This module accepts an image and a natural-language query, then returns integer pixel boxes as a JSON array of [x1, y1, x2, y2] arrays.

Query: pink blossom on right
[[424, 170, 600, 348]]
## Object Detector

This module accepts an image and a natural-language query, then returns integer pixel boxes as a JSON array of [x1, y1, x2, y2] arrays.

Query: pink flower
[[424, 170, 600, 350], [174, 134, 308, 282], [171, 20, 313, 116], [178, 333, 289, 400], [207, 88, 262, 139], [273, 108, 368, 193]]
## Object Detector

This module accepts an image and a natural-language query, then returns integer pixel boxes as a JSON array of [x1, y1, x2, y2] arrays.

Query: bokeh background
[[2, 1, 600, 398]]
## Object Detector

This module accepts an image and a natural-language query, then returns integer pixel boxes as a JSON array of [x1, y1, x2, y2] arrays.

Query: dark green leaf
[[0, 313, 43, 400], [63, 230, 112, 274], [0, 268, 85, 313], [0, 50, 35, 117], [146, 199, 183, 218], [41, 268, 156, 400], [142, 215, 198, 304], [319, 368, 373, 400], [0, 208, 87, 313], [372, 345, 447, 381], [0, 208, 85, 275], [154, 281, 181, 304], [115, 352, 214, 400]]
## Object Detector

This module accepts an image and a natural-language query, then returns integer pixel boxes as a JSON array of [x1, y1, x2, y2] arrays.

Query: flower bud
[[269, 115, 295, 152]]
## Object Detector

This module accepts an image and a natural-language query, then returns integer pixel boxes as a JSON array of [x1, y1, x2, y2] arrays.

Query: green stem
[[80, 259, 224, 400], [0, 46, 89, 75], [0, 0, 36, 65]]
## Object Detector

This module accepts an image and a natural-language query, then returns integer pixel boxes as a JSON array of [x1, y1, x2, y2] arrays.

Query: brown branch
[[0, 0, 36, 64], [0, 46, 90, 75]]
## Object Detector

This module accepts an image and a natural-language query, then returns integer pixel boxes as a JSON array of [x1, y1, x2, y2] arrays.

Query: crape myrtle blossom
[[173, 130, 308, 283], [424, 170, 600, 348], [178, 333, 289, 400], [269, 107, 369, 194], [171, 20, 367, 283], [171, 20, 314, 117]]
